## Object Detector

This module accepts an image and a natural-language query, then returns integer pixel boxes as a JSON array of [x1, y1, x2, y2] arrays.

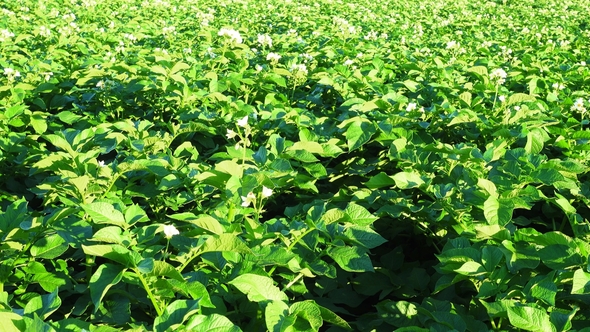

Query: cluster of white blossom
[[257, 34, 272, 48], [571, 98, 587, 114], [266, 52, 281, 64], [0, 29, 15, 42], [490, 68, 507, 85], [38, 26, 51, 38], [3, 68, 21, 81], [218, 28, 242, 44]]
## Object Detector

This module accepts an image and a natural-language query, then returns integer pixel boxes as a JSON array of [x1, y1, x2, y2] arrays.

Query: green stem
[[491, 84, 499, 115], [134, 268, 163, 316], [282, 272, 304, 292], [101, 173, 122, 199]]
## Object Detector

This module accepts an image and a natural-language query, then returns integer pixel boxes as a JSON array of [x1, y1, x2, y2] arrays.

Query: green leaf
[[289, 301, 323, 332], [148, 261, 184, 281], [30, 114, 48, 134], [507, 304, 554, 332], [186, 314, 242, 332], [317, 304, 352, 330], [123, 205, 149, 225], [531, 169, 564, 186], [81, 202, 127, 229], [23, 289, 61, 320], [153, 300, 200, 332], [327, 246, 374, 272], [201, 234, 253, 254], [572, 268, 590, 294], [0, 311, 25, 331], [345, 120, 375, 151], [391, 171, 425, 189], [483, 196, 513, 226], [530, 278, 557, 306], [30, 233, 68, 259], [344, 203, 378, 226], [343, 225, 387, 249], [229, 274, 288, 302], [265, 300, 292, 332], [454, 261, 486, 276], [525, 128, 545, 154], [82, 244, 141, 268], [89, 264, 125, 314], [508, 93, 536, 105], [481, 246, 504, 272], [365, 172, 396, 189], [168, 213, 224, 234]]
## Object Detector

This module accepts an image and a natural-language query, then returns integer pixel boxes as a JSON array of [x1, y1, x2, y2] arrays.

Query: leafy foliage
[[1, 0, 590, 330]]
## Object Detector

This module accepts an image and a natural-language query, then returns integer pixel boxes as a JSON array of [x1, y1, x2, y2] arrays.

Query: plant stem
[[134, 268, 163, 316], [282, 272, 304, 292]]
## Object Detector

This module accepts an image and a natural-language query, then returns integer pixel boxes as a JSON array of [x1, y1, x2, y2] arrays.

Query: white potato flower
[[490, 68, 507, 85], [262, 186, 273, 198], [241, 192, 256, 207], [237, 116, 248, 127], [406, 102, 417, 112], [163, 225, 179, 238]]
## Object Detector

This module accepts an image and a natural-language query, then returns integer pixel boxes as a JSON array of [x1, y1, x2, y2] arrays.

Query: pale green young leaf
[[506, 304, 554, 332], [572, 269, 590, 294], [81, 202, 127, 229], [229, 273, 288, 302]]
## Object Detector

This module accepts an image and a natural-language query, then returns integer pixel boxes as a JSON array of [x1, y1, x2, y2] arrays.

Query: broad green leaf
[[153, 300, 200, 332], [530, 278, 557, 306], [483, 196, 513, 226], [288, 141, 324, 154], [550, 307, 578, 332], [148, 261, 184, 281], [317, 305, 352, 330], [30, 115, 48, 134], [508, 93, 536, 105], [289, 301, 323, 332], [572, 269, 590, 294], [531, 169, 564, 186], [454, 261, 486, 276], [169, 213, 224, 234], [89, 264, 125, 314], [477, 178, 497, 198], [481, 246, 504, 272], [0, 312, 25, 331], [30, 234, 68, 259], [345, 120, 375, 151], [229, 273, 288, 302], [186, 314, 242, 332], [507, 304, 554, 332], [344, 203, 378, 226], [265, 300, 292, 332], [391, 171, 425, 189], [124, 205, 149, 225], [82, 244, 141, 268], [525, 129, 545, 154], [459, 91, 472, 106], [0, 198, 29, 234], [343, 225, 387, 249], [81, 202, 127, 229], [201, 234, 253, 254], [365, 172, 396, 189], [327, 246, 374, 272], [23, 289, 61, 320]]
